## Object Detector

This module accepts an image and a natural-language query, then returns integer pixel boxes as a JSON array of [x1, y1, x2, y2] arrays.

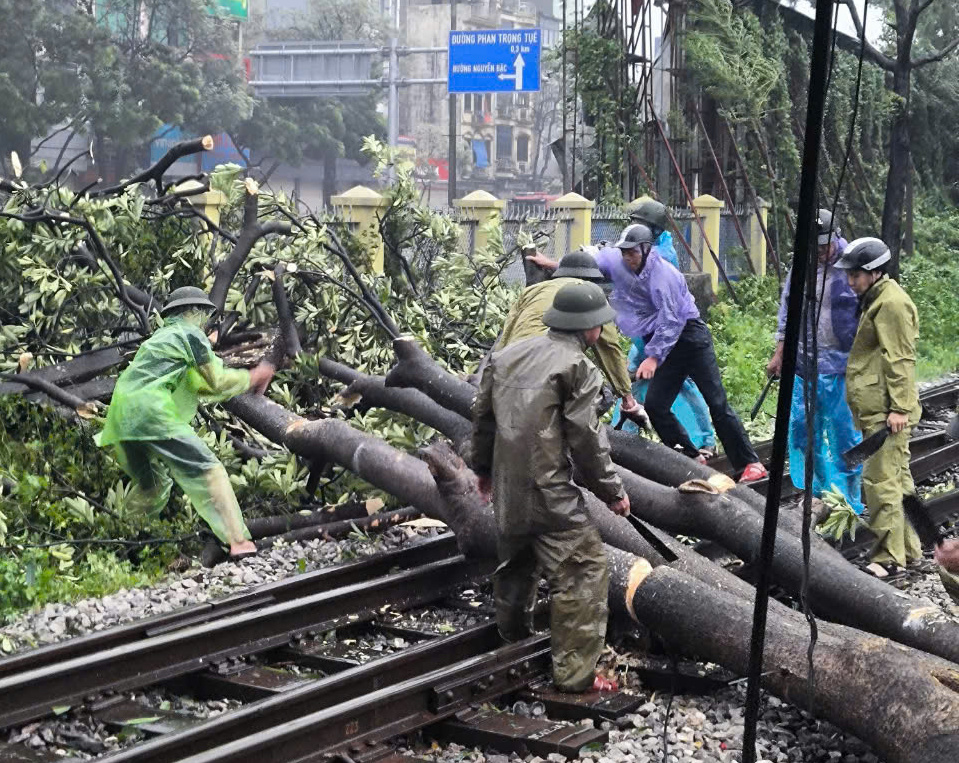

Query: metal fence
[[500, 203, 569, 285]]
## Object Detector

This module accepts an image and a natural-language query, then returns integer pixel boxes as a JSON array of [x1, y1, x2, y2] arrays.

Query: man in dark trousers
[[472, 282, 629, 693], [595, 224, 766, 482]]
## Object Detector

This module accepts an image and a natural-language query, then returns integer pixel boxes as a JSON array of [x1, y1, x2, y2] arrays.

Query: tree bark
[[881, 63, 912, 277]]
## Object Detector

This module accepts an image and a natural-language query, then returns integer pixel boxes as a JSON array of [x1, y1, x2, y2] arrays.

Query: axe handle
[[751, 376, 778, 420]]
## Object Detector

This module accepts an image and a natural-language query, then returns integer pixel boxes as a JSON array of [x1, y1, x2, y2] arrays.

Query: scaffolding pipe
[[693, 105, 755, 274], [648, 98, 741, 305], [721, 116, 783, 281]]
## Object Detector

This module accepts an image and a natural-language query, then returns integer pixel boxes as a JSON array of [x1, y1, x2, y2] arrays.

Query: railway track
[[0, 537, 647, 763]]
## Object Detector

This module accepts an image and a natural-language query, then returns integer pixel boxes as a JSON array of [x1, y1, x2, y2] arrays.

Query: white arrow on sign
[[497, 53, 525, 91]]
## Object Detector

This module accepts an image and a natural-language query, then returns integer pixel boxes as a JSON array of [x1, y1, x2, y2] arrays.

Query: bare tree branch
[[912, 36, 959, 67], [839, 0, 896, 70]]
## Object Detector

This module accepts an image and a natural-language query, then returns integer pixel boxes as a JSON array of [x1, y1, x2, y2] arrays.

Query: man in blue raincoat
[[767, 209, 862, 511]]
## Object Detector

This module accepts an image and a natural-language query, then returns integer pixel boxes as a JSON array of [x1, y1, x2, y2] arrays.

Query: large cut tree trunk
[[224, 392, 959, 763], [382, 337, 959, 664]]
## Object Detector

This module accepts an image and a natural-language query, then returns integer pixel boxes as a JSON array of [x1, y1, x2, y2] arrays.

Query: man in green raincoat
[[473, 282, 630, 693], [835, 239, 922, 576], [98, 287, 275, 559]]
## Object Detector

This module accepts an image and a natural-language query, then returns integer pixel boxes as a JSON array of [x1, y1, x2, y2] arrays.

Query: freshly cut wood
[[383, 339, 959, 665], [225, 391, 959, 763]]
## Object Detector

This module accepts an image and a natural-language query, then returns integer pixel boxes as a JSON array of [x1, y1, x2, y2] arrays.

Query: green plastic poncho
[[98, 313, 253, 545]]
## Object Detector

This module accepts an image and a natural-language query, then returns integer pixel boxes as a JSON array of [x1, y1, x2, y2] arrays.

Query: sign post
[[448, 29, 542, 93]]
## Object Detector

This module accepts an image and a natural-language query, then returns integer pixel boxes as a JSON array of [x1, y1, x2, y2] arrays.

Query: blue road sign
[[448, 28, 541, 94]]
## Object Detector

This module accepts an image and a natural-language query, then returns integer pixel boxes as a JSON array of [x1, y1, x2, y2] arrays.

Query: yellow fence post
[[454, 190, 505, 254], [331, 186, 388, 274], [690, 194, 724, 293], [177, 179, 228, 247], [748, 197, 770, 278], [550, 192, 595, 254]]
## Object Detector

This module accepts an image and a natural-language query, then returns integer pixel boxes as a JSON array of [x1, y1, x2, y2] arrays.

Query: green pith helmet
[[543, 282, 616, 331], [628, 199, 669, 234], [553, 250, 605, 281], [160, 286, 217, 317]]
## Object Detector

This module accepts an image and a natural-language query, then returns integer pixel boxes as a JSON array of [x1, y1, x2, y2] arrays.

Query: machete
[[841, 427, 890, 469], [625, 513, 678, 562], [751, 375, 778, 420]]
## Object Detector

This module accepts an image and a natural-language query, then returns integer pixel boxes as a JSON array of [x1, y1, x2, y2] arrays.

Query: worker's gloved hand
[[579, 245, 600, 257], [608, 494, 630, 517], [934, 539, 959, 573], [248, 361, 276, 395], [620, 397, 650, 429]]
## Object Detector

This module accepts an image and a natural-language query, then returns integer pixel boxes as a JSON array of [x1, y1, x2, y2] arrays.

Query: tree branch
[[912, 36, 959, 67], [839, 0, 896, 70], [90, 135, 214, 197]]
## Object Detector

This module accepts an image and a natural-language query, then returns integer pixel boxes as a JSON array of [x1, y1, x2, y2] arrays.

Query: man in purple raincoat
[[595, 224, 766, 482]]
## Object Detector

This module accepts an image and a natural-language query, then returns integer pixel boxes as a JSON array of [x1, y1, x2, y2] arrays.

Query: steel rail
[[172, 636, 553, 763], [102, 622, 521, 763], [0, 554, 490, 729], [0, 534, 458, 681]]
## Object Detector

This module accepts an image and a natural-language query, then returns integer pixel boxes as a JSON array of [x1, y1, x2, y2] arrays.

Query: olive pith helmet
[[161, 286, 217, 317], [543, 282, 616, 331], [628, 199, 669, 234], [834, 237, 891, 271], [553, 250, 605, 281]]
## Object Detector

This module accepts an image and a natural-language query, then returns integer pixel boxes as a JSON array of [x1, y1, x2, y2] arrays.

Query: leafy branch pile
[[0, 136, 518, 617]]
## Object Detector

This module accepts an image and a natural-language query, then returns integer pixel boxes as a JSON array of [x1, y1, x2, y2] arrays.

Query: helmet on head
[[612, 223, 655, 251], [553, 250, 605, 281], [161, 286, 217, 317], [628, 199, 669, 234], [833, 237, 891, 271], [543, 282, 616, 332], [817, 208, 841, 246]]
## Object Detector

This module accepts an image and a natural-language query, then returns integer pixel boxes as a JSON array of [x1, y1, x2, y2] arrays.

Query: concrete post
[[178, 180, 228, 244], [332, 185, 389, 274], [550, 192, 595, 254], [748, 197, 770, 278], [690, 194, 724, 292], [454, 190, 506, 254]]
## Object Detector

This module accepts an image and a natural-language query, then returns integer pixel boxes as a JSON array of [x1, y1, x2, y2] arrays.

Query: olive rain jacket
[[496, 277, 632, 398], [472, 330, 626, 538], [845, 276, 921, 431]]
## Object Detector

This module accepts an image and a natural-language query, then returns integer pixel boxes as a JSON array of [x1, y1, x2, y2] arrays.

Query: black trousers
[[645, 319, 759, 471]]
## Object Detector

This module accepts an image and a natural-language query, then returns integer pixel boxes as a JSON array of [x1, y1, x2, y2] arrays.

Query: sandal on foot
[[229, 549, 258, 561], [592, 674, 619, 692], [866, 562, 903, 579], [738, 462, 768, 483]]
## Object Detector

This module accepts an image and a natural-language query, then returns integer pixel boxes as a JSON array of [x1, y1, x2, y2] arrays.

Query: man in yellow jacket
[[835, 238, 922, 575], [498, 250, 642, 418]]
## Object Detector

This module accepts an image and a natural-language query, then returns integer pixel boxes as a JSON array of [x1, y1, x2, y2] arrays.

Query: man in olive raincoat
[[835, 239, 922, 575], [472, 282, 630, 693], [98, 287, 275, 559], [496, 250, 643, 419]]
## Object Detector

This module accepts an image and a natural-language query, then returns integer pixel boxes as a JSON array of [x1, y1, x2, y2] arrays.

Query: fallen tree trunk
[[224, 392, 959, 763], [383, 340, 959, 663], [317, 357, 472, 449]]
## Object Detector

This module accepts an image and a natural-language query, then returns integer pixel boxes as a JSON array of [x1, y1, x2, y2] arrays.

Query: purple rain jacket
[[595, 246, 700, 363], [775, 241, 859, 377]]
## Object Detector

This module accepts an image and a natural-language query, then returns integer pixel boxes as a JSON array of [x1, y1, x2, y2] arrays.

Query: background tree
[[841, 0, 959, 272], [0, 0, 251, 180], [236, 0, 387, 204]]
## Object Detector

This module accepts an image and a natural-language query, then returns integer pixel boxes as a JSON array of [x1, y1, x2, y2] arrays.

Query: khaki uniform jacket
[[472, 331, 626, 538], [845, 276, 921, 431], [496, 277, 632, 398]]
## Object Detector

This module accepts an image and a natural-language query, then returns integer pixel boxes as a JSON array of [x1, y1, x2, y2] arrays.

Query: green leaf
[[123, 716, 161, 726], [52, 705, 71, 716]]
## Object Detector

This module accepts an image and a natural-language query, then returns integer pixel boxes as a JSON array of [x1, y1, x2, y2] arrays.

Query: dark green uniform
[[496, 277, 632, 399], [472, 330, 625, 691], [845, 276, 922, 567]]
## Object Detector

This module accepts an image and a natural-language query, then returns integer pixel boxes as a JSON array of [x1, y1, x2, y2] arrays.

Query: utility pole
[[447, 0, 457, 205], [388, 0, 401, 150]]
